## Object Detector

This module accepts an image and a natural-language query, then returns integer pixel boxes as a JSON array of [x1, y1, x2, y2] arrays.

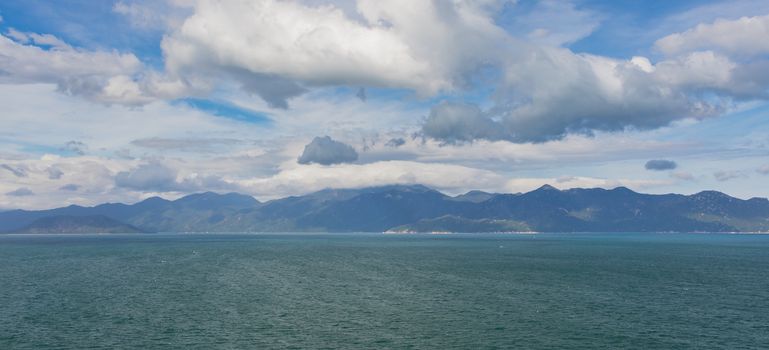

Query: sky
[[1, 0, 769, 209]]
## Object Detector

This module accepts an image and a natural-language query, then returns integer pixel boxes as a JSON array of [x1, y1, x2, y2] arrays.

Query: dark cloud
[[59, 184, 80, 191], [297, 136, 358, 165], [61, 140, 88, 155], [421, 102, 503, 144], [47, 166, 64, 180], [1, 164, 27, 177], [131, 137, 242, 152], [385, 137, 406, 148], [235, 71, 307, 109], [6, 187, 33, 196], [645, 160, 678, 171], [421, 97, 697, 144]]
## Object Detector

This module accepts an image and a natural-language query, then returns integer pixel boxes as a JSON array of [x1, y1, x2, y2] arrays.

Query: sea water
[[1, 233, 768, 349]]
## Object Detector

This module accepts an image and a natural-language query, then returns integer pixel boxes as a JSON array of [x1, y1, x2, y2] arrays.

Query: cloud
[[757, 165, 769, 175], [161, 0, 507, 107], [61, 141, 88, 155], [645, 159, 678, 171], [114, 161, 179, 191], [0, 30, 152, 105], [421, 102, 503, 143], [114, 149, 135, 160], [6, 187, 34, 197], [1, 164, 27, 177], [420, 43, 763, 143], [59, 184, 80, 191], [655, 14, 769, 57], [507, 0, 603, 47], [385, 137, 406, 148], [713, 170, 745, 182], [243, 160, 507, 199], [356, 87, 367, 102], [112, 0, 189, 30], [114, 161, 240, 193], [130, 137, 243, 152], [297, 136, 358, 165], [47, 166, 64, 180]]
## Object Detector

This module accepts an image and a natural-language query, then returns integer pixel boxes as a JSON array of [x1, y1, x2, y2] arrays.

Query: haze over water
[[1, 233, 768, 349]]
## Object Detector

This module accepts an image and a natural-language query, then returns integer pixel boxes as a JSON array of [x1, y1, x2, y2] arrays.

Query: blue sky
[[0, 0, 768, 209]]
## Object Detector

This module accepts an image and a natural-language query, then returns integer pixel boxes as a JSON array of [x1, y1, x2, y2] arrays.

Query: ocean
[[1, 233, 768, 349]]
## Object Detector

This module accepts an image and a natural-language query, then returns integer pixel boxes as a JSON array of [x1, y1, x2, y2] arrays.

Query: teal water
[[1, 233, 768, 349]]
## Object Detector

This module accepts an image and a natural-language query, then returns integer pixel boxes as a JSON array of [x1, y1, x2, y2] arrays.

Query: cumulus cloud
[[420, 42, 765, 143], [645, 159, 678, 171], [0, 30, 154, 105], [297, 136, 358, 165], [6, 187, 34, 197], [3, 0, 766, 146], [161, 0, 507, 108], [655, 14, 769, 57], [422, 102, 503, 143]]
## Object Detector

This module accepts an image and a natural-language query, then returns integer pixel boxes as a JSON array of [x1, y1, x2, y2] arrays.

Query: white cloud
[[161, 0, 508, 107], [512, 0, 602, 47], [241, 160, 508, 199], [655, 14, 769, 57], [419, 47, 743, 143], [113, 0, 191, 30], [0, 84, 264, 152], [0, 24, 201, 105], [0, 31, 149, 104]]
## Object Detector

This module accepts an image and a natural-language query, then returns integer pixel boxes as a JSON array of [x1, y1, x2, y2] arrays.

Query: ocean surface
[[1, 233, 768, 349]]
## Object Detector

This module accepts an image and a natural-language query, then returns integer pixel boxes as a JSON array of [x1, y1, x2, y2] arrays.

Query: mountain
[[12, 215, 145, 234], [451, 190, 499, 203], [1, 185, 768, 233]]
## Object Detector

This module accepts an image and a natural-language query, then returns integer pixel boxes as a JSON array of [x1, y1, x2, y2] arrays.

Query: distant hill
[[1, 185, 769, 233], [12, 215, 145, 234]]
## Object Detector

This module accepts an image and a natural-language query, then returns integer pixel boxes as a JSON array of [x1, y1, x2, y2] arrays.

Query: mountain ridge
[[2, 185, 768, 233]]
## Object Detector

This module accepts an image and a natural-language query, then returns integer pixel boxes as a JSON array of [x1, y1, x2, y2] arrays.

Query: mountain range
[[2, 184, 769, 233]]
